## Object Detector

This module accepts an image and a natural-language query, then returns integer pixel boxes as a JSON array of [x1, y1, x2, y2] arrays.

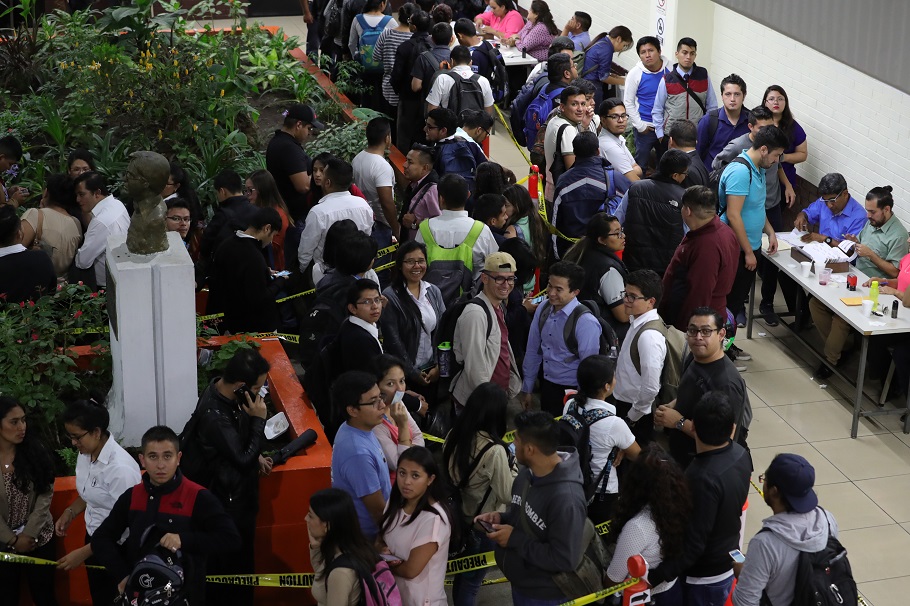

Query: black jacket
[[337, 318, 384, 374], [196, 195, 259, 284], [650, 440, 751, 584], [623, 175, 686, 276], [207, 234, 286, 333], [0, 249, 56, 302], [179, 380, 267, 514], [683, 150, 710, 188], [91, 470, 240, 604], [577, 243, 630, 342]]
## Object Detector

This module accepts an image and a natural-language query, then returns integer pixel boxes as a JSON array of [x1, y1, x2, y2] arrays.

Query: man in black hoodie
[[476, 411, 587, 606], [649, 391, 751, 606]]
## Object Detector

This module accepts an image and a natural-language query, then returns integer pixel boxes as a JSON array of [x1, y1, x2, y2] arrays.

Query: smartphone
[[476, 519, 495, 533], [391, 390, 405, 406], [234, 384, 256, 403], [729, 549, 745, 564], [380, 553, 401, 562], [531, 294, 546, 305], [273, 270, 291, 278]]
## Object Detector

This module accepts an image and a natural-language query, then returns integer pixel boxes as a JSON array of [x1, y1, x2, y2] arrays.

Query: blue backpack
[[356, 14, 392, 72], [523, 85, 565, 151], [434, 138, 481, 194]]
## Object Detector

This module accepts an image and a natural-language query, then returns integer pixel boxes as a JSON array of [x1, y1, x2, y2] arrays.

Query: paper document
[[778, 229, 808, 248], [800, 241, 850, 264]]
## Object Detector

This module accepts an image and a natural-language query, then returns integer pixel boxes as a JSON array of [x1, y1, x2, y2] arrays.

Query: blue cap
[[766, 453, 818, 513]]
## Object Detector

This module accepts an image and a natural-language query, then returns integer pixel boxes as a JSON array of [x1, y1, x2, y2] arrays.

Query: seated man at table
[[809, 184, 909, 379]]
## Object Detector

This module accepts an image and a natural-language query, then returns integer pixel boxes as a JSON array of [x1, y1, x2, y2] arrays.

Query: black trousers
[[539, 377, 574, 418], [759, 204, 783, 307], [86, 532, 120, 606], [726, 248, 760, 318], [612, 399, 654, 445], [206, 507, 257, 606], [0, 539, 58, 606]]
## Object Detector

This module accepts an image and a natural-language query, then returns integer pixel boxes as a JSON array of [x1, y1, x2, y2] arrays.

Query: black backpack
[[434, 294, 492, 383], [445, 441, 501, 556], [761, 512, 857, 606], [447, 72, 486, 119], [556, 404, 618, 504], [536, 299, 618, 358], [479, 41, 509, 102], [298, 272, 356, 367], [124, 529, 187, 606], [301, 329, 344, 443], [708, 156, 752, 214]]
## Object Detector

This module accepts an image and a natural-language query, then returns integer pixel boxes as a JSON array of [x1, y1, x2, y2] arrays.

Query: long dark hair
[[308, 152, 337, 206], [608, 444, 690, 560], [563, 212, 620, 264], [310, 488, 380, 586], [442, 383, 508, 485], [530, 1, 559, 36], [475, 162, 509, 198], [390, 241, 427, 338], [572, 355, 614, 410], [249, 169, 290, 217], [763, 85, 795, 143], [0, 397, 55, 494], [503, 184, 547, 263], [380, 446, 452, 534], [168, 162, 203, 227], [44, 173, 81, 219]]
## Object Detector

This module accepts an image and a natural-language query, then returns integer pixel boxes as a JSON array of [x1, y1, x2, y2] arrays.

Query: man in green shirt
[[812, 187, 908, 379]]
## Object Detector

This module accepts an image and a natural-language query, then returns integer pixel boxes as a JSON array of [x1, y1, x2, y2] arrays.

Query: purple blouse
[[515, 21, 556, 62]]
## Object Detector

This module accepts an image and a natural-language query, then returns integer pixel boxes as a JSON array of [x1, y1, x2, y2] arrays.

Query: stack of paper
[[800, 241, 850, 264], [778, 229, 809, 248]]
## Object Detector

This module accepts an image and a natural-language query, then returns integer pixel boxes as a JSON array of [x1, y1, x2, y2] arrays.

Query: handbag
[[30, 209, 56, 258]]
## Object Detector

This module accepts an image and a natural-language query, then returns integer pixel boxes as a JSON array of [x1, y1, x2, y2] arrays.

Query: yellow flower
[[220, 89, 224, 97], [173, 59, 178, 66], [69, 61, 74, 67], [106, 108, 111, 115], [209, 76, 214, 81], [213, 119, 218, 126], [193, 124, 198, 132], [59, 61, 66, 69], [158, 129, 163, 140], [184, 68, 188, 75], [128, 89, 134, 98]]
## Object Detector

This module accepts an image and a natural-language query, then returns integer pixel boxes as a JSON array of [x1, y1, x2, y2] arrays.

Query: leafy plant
[[0, 0, 47, 93], [197, 337, 261, 394]]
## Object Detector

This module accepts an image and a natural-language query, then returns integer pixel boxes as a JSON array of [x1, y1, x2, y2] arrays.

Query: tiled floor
[[237, 15, 910, 604]]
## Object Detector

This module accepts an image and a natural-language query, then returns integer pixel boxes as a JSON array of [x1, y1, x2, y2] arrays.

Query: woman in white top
[[562, 354, 640, 525], [379, 446, 452, 606], [55, 398, 141, 605], [19, 173, 84, 278], [371, 355, 427, 480], [605, 444, 691, 604]]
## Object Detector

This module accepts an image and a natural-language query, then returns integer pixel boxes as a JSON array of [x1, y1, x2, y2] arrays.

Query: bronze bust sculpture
[[125, 151, 170, 255]]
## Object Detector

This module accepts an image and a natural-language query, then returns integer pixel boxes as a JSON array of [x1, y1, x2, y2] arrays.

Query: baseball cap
[[285, 104, 325, 130], [483, 252, 517, 273], [766, 453, 818, 514]]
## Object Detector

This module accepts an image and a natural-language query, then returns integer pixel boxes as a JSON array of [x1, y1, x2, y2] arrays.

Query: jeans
[[512, 587, 564, 606], [683, 575, 734, 606], [305, 1, 320, 55], [452, 532, 497, 606], [759, 204, 783, 307], [633, 128, 660, 170]]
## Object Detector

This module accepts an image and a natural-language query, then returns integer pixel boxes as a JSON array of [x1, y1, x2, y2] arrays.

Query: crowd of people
[[0, 1, 884, 605]]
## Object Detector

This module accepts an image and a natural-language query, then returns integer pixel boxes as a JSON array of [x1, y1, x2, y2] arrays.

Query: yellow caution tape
[[493, 105, 532, 166], [558, 577, 640, 606], [376, 243, 399, 257], [373, 260, 396, 273], [595, 520, 610, 535], [276, 288, 316, 304], [0, 551, 104, 569], [206, 573, 315, 587], [751, 477, 764, 498], [69, 326, 110, 335], [197, 313, 224, 321], [422, 432, 445, 444], [446, 550, 497, 575], [444, 575, 508, 586]]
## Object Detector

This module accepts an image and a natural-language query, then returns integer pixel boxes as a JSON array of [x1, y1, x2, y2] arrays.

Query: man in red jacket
[[659, 185, 739, 330]]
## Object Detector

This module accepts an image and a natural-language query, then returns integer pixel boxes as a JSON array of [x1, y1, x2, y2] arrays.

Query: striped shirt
[[375, 28, 413, 107]]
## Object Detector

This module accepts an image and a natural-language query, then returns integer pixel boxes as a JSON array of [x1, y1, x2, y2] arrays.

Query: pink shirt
[[382, 503, 451, 606], [478, 9, 525, 38], [897, 254, 910, 292]]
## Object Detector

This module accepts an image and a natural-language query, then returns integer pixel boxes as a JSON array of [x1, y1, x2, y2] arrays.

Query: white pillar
[[106, 232, 198, 446], [651, 0, 718, 72]]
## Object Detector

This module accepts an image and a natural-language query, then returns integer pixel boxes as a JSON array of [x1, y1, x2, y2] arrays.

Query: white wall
[[709, 5, 910, 224], [551, 0, 910, 224]]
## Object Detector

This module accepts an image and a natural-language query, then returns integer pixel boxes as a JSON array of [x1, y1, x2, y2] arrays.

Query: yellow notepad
[[840, 297, 868, 306]]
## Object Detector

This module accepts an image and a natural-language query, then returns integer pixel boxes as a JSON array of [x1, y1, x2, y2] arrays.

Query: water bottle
[[437, 342, 452, 378], [608, 346, 618, 361], [870, 280, 880, 311]]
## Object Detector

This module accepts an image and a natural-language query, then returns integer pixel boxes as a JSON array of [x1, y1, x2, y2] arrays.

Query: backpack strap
[[418, 219, 437, 248], [629, 319, 668, 376], [462, 221, 485, 257], [706, 108, 721, 147], [563, 303, 592, 358]]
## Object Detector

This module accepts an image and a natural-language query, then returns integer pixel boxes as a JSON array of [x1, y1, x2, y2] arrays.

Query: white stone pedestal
[[106, 232, 197, 446]]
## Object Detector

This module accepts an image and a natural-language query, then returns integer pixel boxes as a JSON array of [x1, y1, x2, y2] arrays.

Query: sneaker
[[759, 303, 780, 327], [736, 365, 748, 372], [736, 311, 747, 328], [730, 345, 752, 361], [814, 362, 833, 380]]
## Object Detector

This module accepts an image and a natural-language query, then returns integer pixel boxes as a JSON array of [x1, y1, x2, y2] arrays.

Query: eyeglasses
[[356, 297, 383, 307], [424, 123, 441, 130], [402, 258, 427, 266], [243, 187, 256, 196], [822, 190, 844, 205], [354, 395, 386, 409], [686, 327, 720, 338], [68, 430, 89, 443], [485, 274, 517, 285], [166, 181, 177, 187], [765, 96, 785, 103], [622, 291, 648, 302], [166, 216, 191, 223], [606, 113, 629, 120], [607, 229, 625, 238], [758, 473, 766, 484]]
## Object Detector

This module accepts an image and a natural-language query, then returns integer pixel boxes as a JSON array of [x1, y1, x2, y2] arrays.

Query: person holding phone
[[178, 348, 273, 606], [378, 446, 452, 606], [379, 241, 446, 397], [371, 355, 427, 480]]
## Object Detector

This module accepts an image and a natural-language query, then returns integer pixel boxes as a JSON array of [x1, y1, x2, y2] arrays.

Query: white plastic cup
[[800, 261, 812, 277], [862, 300, 873, 317], [819, 268, 833, 285]]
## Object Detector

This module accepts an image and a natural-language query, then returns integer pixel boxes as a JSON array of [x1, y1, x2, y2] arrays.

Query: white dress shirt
[[297, 191, 374, 273], [75, 195, 130, 287], [614, 308, 667, 421], [348, 315, 384, 351], [76, 436, 142, 536], [0, 243, 26, 258], [562, 397, 634, 494], [414, 210, 498, 279], [426, 65, 495, 109]]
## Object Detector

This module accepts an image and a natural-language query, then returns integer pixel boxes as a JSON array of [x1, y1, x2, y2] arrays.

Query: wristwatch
[[675, 416, 687, 431], [825, 236, 833, 245]]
